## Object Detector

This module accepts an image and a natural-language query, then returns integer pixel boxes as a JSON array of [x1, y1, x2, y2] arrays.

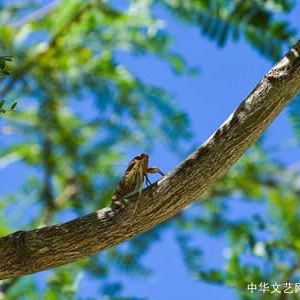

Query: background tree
[[0, 0, 299, 299], [0, 55, 16, 113]]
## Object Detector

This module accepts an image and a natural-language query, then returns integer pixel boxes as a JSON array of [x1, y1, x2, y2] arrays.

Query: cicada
[[112, 153, 164, 212]]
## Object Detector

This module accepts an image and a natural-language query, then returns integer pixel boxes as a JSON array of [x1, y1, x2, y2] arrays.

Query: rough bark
[[1, 41, 300, 280]]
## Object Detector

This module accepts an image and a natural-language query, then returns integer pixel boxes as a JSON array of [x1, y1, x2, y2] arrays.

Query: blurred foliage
[[175, 146, 300, 299], [0, 56, 12, 79], [160, 0, 297, 60], [0, 0, 299, 299], [0, 56, 17, 114]]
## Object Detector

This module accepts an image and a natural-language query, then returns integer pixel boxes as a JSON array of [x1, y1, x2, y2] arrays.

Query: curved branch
[[1, 41, 300, 280]]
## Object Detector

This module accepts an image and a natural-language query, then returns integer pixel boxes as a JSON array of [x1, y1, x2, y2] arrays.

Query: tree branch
[[1, 41, 300, 280]]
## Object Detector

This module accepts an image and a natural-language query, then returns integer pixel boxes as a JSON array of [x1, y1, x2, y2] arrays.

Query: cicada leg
[[145, 174, 151, 186], [147, 167, 164, 177]]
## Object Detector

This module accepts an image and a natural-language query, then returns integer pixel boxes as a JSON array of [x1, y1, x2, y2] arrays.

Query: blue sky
[[1, 1, 300, 299]]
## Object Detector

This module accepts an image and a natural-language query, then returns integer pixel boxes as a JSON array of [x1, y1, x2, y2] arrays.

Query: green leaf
[[0, 99, 5, 109], [10, 101, 17, 110]]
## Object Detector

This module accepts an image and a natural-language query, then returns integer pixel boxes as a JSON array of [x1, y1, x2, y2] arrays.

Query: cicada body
[[112, 153, 164, 211]]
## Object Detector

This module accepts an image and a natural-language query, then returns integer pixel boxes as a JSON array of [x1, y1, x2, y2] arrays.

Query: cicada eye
[[140, 153, 149, 160]]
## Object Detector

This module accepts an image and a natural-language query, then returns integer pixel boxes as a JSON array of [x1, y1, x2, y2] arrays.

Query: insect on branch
[[111, 153, 164, 212]]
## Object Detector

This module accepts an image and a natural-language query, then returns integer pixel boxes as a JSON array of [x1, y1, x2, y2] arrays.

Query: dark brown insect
[[112, 153, 164, 211]]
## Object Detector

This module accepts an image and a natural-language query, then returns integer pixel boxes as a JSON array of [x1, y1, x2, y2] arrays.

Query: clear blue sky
[[1, 1, 300, 299]]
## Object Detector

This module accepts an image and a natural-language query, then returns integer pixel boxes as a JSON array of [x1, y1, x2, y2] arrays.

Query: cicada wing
[[112, 161, 141, 202], [133, 164, 145, 213]]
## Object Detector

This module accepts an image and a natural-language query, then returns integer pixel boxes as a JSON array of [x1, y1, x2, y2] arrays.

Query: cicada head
[[139, 153, 149, 171]]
